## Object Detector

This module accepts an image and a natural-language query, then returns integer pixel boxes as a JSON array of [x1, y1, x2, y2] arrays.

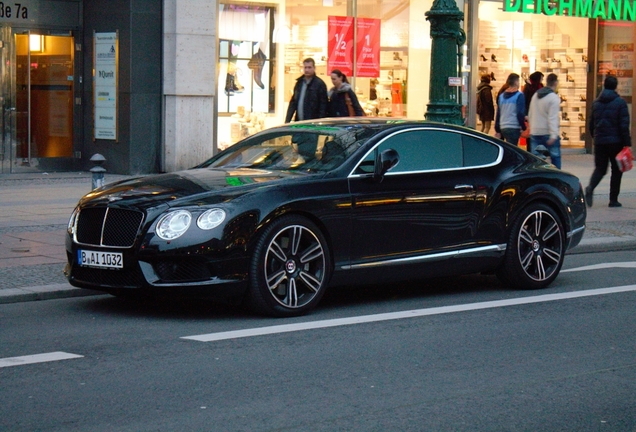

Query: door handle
[[454, 184, 474, 191]]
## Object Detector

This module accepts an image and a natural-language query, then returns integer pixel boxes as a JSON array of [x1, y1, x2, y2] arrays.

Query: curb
[[2, 237, 636, 305], [0, 284, 103, 304]]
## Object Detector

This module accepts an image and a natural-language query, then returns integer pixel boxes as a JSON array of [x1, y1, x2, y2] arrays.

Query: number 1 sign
[[355, 18, 380, 78]]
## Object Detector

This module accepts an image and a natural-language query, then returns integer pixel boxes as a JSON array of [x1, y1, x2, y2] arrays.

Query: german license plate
[[78, 250, 123, 269]]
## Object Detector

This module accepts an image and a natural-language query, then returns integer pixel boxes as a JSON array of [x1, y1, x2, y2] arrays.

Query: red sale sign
[[356, 18, 380, 77], [328, 16, 354, 76]]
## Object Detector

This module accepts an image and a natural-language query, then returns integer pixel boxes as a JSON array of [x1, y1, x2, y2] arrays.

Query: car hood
[[78, 167, 312, 210]]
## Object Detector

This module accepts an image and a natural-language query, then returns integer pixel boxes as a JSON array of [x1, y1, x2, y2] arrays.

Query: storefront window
[[218, 4, 276, 148], [597, 20, 635, 125], [478, 2, 589, 148]]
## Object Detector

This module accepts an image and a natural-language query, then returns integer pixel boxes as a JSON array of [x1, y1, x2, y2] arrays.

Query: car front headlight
[[197, 208, 226, 230], [68, 207, 80, 235], [156, 210, 192, 240]]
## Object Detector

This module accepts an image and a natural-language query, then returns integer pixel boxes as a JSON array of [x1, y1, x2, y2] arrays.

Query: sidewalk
[[1, 153, 635, 304]]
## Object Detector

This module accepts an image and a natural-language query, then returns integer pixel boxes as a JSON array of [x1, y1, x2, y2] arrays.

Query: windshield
[[199, 127, 374, 173]]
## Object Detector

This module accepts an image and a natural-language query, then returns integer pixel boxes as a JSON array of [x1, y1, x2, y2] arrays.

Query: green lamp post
[[424, 0, 466, 125]]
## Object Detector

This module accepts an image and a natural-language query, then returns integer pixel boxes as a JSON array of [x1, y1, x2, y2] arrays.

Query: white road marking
[[0, 352, 83, 368], [562, 261, 636, 273], [182, 285, 636, 342]]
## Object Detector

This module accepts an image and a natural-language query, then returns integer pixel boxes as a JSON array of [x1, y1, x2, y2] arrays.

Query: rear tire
[[497, 203, 565, 289], [246, 215, 331, 317]]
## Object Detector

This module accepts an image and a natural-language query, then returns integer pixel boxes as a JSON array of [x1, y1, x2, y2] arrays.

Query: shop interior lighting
[[29, 35, 44, 52]]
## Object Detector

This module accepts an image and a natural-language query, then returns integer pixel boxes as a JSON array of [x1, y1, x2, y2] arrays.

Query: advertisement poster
[[328, 16, 354, 76], [609, 43, 633, 102], [355, 18, 380, 77], [94, 32, 118, 141]]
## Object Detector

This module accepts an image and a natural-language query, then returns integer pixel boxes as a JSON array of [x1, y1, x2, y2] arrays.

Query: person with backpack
[[494, 73, 527, 145]]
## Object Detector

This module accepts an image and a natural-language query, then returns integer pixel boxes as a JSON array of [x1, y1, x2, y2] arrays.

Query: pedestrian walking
[[494, 73, 527, 145], [523, 71, 544, 113], [327, 69, 364, 117], [285, 58, 328, 123], [585, 75, 632, 208], [528, 73, 561, 168], [476, 74, 495, 134]]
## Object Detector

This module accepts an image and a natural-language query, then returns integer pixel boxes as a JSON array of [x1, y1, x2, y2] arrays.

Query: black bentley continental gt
[[65, 119, 586, 316]]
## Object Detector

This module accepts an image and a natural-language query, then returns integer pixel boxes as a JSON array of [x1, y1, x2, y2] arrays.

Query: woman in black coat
[[327, 69, 364, 117]]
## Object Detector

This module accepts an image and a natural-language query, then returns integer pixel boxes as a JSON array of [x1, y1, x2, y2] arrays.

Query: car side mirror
[[373, 149, 400, 181]]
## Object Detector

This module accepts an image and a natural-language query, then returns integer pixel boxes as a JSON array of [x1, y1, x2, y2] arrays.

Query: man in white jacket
[[528, 73, 561, 168]]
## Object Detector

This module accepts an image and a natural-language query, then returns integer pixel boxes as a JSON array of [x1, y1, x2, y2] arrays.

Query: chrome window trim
[[348, 127, 504, 178], [341, 244, 507, 270]]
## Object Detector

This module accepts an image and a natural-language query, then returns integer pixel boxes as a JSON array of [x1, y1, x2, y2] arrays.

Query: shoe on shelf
[[490, 72, 496, 81], [582, 55, 588, 62], [567, 74, 575, 82], [578, 113, 585, 121], [522, 54, 529, 62], [491, 54, 498, 62], [480, 54, 487, 61], [552, 58, 561, 63], [585, 186, 593, 208], [580, 94, 586, 101], [566, 55, 573, 62], [562, 132, 569, 140], [608, 201, 622, 208], [562, 112, 570, 121], [560, 94, 567, 103]]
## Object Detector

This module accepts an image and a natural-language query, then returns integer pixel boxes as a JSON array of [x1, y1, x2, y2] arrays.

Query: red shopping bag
[[616, 146, 634, 172]]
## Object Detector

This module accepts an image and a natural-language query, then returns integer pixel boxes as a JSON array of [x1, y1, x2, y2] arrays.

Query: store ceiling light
[[29, 34, 44, 52]]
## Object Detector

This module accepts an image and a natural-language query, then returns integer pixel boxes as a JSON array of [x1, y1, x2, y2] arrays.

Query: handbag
[[520, 121, 530, 139], [616, 146, 634, 172], [344, 92, 365, 117]]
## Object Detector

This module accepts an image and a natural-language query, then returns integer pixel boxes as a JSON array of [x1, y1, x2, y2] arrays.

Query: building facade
[[0, 0, 634, 175]]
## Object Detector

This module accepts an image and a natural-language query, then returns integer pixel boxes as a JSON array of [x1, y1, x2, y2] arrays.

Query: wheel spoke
[[543, 247, 561, 264], [520, 227, 533, 245], [291, 227, 302, 256], [285, 277, 298, 307], [536, 256, 546, 280], [269, 241, 287, 263], [298, 271, 322, 292], [267, 269, 286, 289], [300, 243, 323, 264], [533, 212, 542, 236], [521, 249, 534, 270], [542, 220, 560, 242]]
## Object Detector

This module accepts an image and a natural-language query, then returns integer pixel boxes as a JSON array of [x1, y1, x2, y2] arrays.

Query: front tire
[[247, 215, 331, 317], [497, 203, 565, 289]]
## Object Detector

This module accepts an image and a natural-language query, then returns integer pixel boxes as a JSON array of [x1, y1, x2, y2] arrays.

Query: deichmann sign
[[504, 0, 636, 21]]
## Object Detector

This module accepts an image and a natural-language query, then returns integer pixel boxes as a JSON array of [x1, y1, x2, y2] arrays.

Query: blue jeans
[[501, 128, 521, 146], [530, 135, 561, 169]]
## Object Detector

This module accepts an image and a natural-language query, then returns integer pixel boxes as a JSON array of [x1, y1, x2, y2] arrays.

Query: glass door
[[12, 31, 75, 171]]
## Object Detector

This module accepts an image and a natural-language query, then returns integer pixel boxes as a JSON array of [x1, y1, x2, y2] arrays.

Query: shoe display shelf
[[535, 48, 588, 147]]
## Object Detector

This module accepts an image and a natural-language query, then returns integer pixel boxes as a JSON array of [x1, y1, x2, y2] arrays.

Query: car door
[[347, 128, 481, 268]]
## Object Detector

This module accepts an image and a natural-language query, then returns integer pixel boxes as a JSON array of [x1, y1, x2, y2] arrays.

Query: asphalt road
[[1, 250, 635, 431]]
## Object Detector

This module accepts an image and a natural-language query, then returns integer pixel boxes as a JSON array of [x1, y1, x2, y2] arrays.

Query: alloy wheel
[[264, 224, 326, 308], [517, 210, 563, 281]]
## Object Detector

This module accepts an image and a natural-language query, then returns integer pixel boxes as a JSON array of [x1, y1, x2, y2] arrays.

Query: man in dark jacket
[[585, 75, 632, 208], [285, 58, 328, 123]]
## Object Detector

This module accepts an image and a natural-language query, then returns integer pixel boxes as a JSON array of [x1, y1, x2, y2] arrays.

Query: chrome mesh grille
[[76, 207, 144, 248]]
